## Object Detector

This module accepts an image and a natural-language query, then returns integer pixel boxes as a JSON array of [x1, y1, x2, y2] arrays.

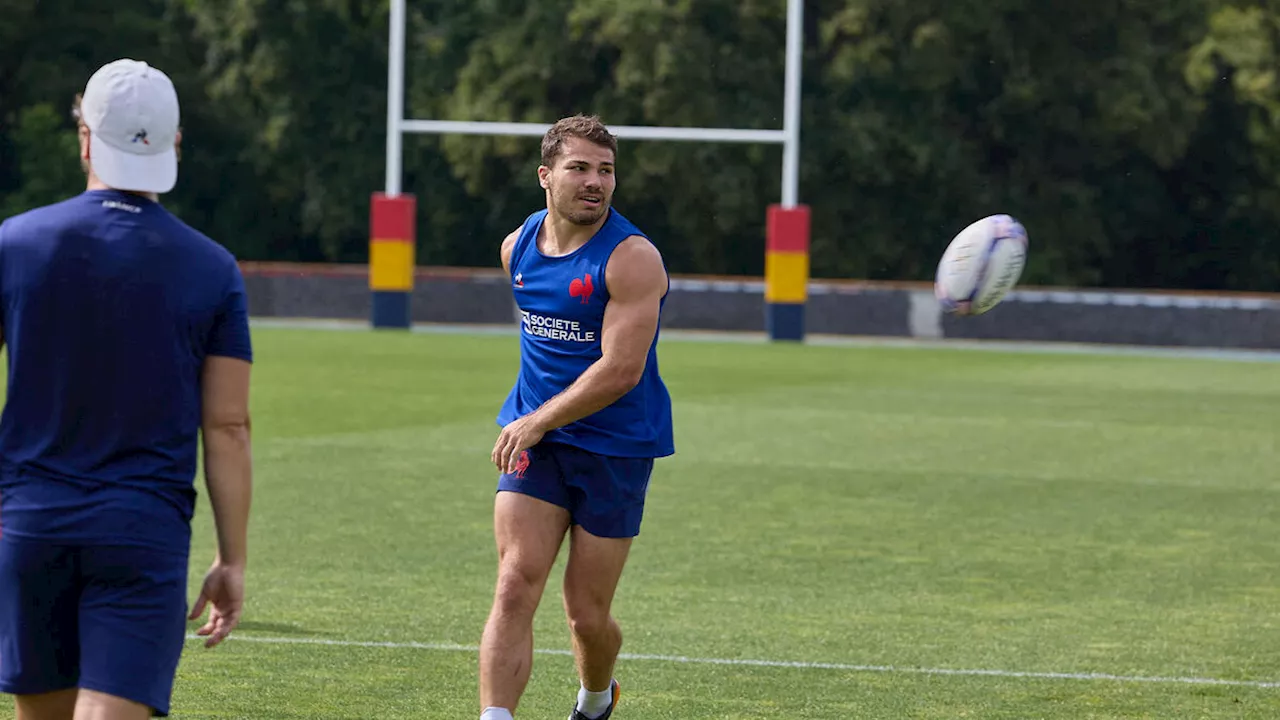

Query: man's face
[[540, 136, 616, 226]]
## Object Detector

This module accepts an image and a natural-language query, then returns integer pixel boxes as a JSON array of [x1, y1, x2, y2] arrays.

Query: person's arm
[[492, 236, 667, 473], [200, 356, 253, 567], [188, 267, 254, 648], [500, 228, 519, 274]]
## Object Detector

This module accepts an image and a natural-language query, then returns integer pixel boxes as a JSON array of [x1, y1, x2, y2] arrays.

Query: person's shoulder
[[511, 208, 548, 237], [605, 234, 667, 299], [506, 209, 548, 246], [605, 208, 649, 241], [606, 208, 661, 260], [611, 234, 664, 266], [500, 227, 520, 273], [502, 209, 549, 267], [501, 226, 521, 254], [0, 194, 95, 241], [159, 210, 241, 269], [602, 209, 661, 260]]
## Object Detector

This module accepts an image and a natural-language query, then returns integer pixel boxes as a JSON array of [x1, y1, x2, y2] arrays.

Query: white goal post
[[374, 0, 811, 341]]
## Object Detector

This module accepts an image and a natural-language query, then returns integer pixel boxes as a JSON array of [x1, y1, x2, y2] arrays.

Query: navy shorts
[[0, 535, 189, 717], [497, 441, 655, 538]]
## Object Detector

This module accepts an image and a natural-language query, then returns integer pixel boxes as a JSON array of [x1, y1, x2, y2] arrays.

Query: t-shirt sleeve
[[207, 262, 253, 362]]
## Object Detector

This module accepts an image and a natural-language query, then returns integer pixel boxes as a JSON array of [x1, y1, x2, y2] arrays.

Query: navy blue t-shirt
[[0, 189, 253, 553]]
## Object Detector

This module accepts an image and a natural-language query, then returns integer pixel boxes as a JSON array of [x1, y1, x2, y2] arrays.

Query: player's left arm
[[492, 236, 667, 473]]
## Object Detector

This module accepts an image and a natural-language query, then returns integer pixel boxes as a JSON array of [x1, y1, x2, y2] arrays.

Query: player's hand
[[492, 416, 547, 474], [189, 561, 245, 648]]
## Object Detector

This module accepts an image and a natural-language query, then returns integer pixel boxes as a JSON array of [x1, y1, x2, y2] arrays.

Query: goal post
[[373, 0, 810, 341]]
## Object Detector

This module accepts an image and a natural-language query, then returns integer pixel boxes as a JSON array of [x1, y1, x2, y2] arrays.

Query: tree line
[[3, 0, 1278, 291]]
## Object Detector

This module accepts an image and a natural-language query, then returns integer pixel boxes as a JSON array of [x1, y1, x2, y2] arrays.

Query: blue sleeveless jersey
[[497, 208, 675, 459]]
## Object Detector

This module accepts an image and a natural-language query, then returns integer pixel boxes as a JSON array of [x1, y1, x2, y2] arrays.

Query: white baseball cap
[[80, 59, 181, 194]]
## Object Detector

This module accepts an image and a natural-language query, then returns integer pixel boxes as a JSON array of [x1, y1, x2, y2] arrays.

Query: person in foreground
[[0, 58, 254, 720], [479, 115, 676, 720]]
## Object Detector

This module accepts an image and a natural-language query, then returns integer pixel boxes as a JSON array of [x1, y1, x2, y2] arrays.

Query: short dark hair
[[541, 114, 617, 167]]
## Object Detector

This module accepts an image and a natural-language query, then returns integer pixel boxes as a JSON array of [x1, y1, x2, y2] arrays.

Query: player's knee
[[493, 564, 546, 615], [565, 604, 616, 641]]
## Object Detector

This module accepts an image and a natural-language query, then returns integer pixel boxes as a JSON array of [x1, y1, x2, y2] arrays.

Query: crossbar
[[385, 0, 804, 206], [401, 119, 786, 144]]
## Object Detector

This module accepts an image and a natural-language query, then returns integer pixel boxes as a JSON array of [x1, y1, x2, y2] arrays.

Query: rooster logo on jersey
[[569, 273, 594, 304]]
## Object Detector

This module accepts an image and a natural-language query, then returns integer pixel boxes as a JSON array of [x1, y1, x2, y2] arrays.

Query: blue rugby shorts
[[497, 441, 655, 538], [0, 535, 189, 717]]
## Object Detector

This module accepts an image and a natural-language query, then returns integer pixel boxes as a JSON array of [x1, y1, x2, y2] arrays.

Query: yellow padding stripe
[[369, 240, 415, 291], [765, 251, 808, 303]]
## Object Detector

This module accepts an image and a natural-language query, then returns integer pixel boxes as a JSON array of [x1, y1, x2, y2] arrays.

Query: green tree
[[5, 0, 1280, 293], [809, 0, 1212, 287], [0, 104, 82, 220]]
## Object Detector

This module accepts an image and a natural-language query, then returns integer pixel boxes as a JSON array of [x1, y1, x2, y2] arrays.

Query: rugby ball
[[934, 214, 1028, 316]]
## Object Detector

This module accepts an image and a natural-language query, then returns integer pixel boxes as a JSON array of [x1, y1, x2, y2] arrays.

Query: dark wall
[[241, 264, 1280, 350]]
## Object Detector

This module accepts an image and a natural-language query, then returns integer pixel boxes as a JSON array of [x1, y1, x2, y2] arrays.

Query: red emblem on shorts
[[514, 450, 531, 478], [569, 273, 594, 304]]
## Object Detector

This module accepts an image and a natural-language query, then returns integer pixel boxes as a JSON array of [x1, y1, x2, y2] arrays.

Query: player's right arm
[[500, 228, 519, 275], [189, 265, 255, 648]]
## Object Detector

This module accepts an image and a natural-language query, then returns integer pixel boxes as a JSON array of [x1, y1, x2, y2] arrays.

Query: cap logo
[[132, 130, 150, 145]]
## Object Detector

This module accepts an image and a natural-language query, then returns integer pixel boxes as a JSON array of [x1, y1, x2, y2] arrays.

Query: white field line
[[185, 634, 1280, 689]]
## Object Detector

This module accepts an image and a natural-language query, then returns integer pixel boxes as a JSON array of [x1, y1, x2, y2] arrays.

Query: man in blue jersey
[[479, 115, 675, 720], [0, 59, 254, 720]]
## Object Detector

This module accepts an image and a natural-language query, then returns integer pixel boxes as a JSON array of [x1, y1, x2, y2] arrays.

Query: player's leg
[[562, 526, 631, 719], [14, 690, 77, 720], [0, 536, 82, 720], [561, 452, 655, 719], [70, 690, 151, 720], [480, 445, 574, 718], [75, 545, 190, 719]]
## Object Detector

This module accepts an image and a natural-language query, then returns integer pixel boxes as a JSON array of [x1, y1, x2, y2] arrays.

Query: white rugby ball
[[934, 214, 1028, 316]]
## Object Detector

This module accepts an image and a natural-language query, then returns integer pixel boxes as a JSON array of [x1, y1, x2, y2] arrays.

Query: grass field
[[4, 324, 1280, 719]]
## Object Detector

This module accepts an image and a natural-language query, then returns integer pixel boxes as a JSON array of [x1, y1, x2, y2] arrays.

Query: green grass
[[4, 326, 1280, 718]]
